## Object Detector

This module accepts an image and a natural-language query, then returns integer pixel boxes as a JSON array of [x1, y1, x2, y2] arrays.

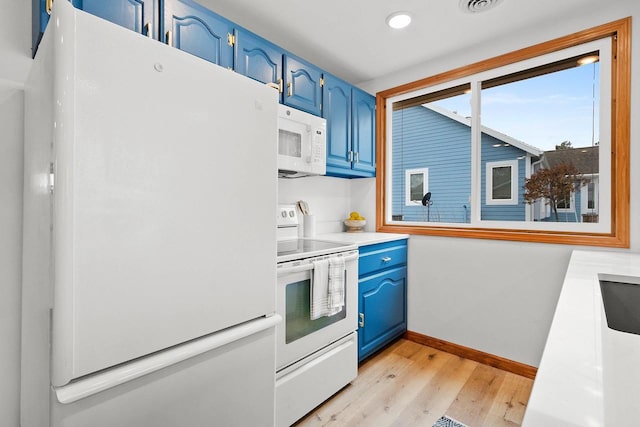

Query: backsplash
[[278, 176, 376, 234]]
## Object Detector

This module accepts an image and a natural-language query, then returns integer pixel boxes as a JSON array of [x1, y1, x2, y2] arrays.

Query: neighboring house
[[532, 146, 600, 223], [391, 104, 542, 223]]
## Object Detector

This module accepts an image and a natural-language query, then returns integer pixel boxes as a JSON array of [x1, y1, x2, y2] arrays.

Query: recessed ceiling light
[[386, 12, 412, 29], [578, 55, 600, 65]]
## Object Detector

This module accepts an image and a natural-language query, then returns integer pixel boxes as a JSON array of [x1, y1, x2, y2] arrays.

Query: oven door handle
[[277, 252, 359, 276]]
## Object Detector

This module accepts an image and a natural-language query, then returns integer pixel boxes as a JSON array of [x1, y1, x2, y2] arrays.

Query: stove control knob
[[281, 211, 287, 218], [289, 210, 295, 217]]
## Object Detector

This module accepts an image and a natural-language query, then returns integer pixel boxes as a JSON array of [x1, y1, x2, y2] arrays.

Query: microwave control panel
[[310, 129, 325, 164]]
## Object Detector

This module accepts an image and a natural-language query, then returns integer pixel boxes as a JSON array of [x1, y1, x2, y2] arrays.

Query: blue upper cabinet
[[235, 30, 324, 114], [323, 74, 353, 172], [72, 0, 157, 38], [32, 0, 49, 55], [234, 29, 283, 93], [33, 0, 157, 55], [162, 0, 234, 69], [325, 83, 376, 178], [352, 88, 376, 176], [283, 55, 323, 116]]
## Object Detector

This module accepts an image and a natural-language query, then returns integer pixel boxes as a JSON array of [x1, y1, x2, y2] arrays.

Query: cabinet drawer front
[[358, 240, 407, 277]]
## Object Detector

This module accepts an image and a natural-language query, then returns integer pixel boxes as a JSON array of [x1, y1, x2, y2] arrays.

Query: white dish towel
[[327, 256, 346, 311], [310, 257, 346, 320]]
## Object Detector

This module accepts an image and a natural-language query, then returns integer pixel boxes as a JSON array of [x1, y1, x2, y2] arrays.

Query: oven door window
[[285, 278, 346, 344]]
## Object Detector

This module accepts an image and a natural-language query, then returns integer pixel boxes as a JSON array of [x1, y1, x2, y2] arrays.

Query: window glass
[[392, 86, 471, 223], [492, 166, 512, 199], [379, 20, 630, 247], [480, 54, 599, 223], [587, 182, 595, 210]]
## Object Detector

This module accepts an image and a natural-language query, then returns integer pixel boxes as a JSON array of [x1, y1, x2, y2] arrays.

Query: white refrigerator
[[21, 2, 280, 426]]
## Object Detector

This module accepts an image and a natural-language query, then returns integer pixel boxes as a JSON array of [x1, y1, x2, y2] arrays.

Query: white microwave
[[277, 105, 326, 178]]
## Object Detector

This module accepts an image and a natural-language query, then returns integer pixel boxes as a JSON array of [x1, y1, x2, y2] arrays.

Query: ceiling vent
[[459, 0, 503, 13]]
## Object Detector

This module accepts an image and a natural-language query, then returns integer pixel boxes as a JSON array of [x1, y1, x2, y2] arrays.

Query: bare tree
[[524, 162, 587, 221]]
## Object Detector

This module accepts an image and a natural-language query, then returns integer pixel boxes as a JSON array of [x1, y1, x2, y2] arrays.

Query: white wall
[[0, 0, 32, 85], [0, 87, 25, 427], [356, 0, 640, 367], [278, 176, 378, 234]]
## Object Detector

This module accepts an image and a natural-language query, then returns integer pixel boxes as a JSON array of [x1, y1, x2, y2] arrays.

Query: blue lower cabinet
[[163, 0, 234, 68], [358, 240, 408, 361]]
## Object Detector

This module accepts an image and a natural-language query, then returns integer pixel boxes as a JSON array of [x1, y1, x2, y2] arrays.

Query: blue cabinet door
[[235, 29, 283, 93], [33, 0, 157, 55], [352, 88, 376, 176], [358, 266, 407, 361], [325, 84, 376, 178], [72, 0, 157, 38], [163, 0, 233, 68], [323, 74, 353, 172], [283, 55, 322, 116], [33, 0, 49, 55]]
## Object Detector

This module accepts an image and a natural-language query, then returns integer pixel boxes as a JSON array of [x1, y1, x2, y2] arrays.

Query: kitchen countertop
[[522, 250, 640, 427], [317, 232, 409, 247]]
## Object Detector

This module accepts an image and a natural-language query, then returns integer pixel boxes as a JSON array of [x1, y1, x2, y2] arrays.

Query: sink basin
[[600, 278, 640, 335]]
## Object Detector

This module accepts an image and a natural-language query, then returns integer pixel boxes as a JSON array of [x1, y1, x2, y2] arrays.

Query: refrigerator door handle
[[53, 314, 281, 404]]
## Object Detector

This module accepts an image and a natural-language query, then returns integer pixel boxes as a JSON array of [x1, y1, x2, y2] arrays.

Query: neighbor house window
[[486, 160, 518, 205], [405, 168, 428, 206], [377, 19, 630, 247], [581, 179, 599, 213], [556, 195, 574, 211]]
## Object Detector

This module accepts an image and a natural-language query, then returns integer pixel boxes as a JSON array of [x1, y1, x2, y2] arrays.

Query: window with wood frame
[[376, 18, 630, 247]]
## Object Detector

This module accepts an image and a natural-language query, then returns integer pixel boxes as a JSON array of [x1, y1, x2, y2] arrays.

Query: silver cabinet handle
[[359, 313, 365, 328], [354, 151, 359, 163], [381, 257, 392, 262], [348, 150, 354, 162]]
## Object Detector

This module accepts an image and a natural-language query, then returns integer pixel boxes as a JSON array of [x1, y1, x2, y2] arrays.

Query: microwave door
[[277, 106, 327, 177], [279, 128, 303, 159], [278, 119, 310, 169]]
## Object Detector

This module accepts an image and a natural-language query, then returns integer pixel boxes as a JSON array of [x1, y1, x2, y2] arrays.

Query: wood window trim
[[375, 18, 631, 248]]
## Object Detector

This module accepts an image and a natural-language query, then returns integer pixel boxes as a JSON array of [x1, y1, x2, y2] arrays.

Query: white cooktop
[[277, 239, 356, 263]]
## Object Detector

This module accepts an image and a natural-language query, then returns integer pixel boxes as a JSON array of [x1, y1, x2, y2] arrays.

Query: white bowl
[[344, 219, 366, 232]]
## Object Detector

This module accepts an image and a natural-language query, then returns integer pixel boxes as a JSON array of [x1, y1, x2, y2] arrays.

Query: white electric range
[[274, 205, 359, 427]]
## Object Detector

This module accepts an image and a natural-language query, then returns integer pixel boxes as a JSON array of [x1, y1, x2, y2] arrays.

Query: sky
[[431, 62, 600, 152]]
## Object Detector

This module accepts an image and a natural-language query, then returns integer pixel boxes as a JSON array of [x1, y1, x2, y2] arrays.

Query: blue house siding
[[392, 106, 529, 223], [392, 106, 471, 223]]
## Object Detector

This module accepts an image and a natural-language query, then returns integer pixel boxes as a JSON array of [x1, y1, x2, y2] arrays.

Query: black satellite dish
[[421, 192, 432, 206]]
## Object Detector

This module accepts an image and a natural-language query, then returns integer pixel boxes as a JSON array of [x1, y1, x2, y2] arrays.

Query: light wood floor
[[294, 339, 534, 427]]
